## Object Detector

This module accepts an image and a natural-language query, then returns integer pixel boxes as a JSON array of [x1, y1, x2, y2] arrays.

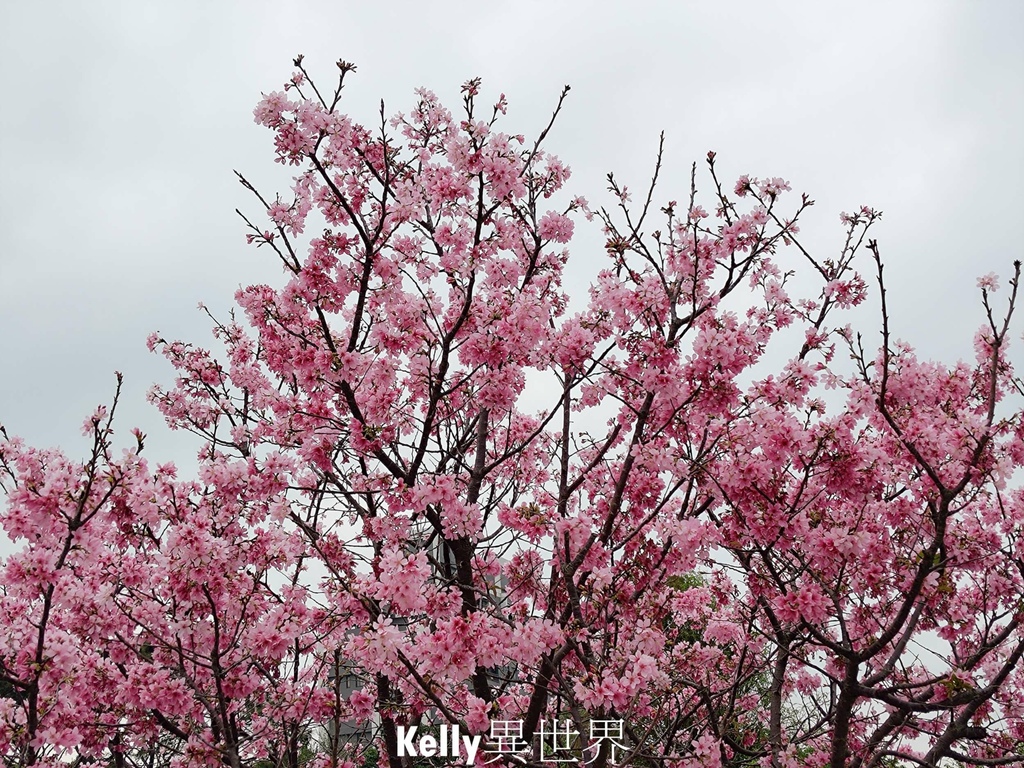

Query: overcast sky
[[1, 1, 1022, 470]]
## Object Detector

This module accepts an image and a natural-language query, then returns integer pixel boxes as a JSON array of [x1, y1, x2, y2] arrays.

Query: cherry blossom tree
[[2, 58, 1022, 768]]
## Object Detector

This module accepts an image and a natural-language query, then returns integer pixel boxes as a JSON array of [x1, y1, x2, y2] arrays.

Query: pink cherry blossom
[[3, 62, 1022, 768]]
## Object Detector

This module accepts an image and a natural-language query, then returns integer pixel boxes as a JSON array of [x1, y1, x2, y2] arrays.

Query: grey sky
[[1, 1, 1022, 469]]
